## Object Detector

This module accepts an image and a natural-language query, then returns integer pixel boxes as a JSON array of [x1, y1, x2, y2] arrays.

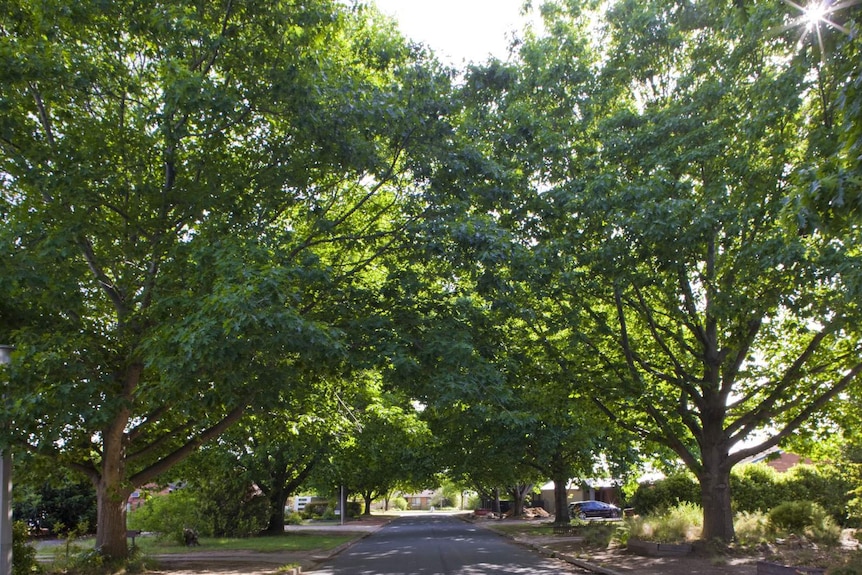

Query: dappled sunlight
[[306, 515, 579, 574], [455, 563, 574, 574]]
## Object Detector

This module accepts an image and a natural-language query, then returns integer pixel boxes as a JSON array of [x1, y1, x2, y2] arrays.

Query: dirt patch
[[508, 529, 861, 575], [147, 548, 334, 575]]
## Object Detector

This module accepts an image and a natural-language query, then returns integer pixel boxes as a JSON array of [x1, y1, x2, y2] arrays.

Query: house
[[126, 483, 176, 511], [538, 477, 634, 512], [538, 480, 585, 511], [740, 448, 812, 472], [290, 495, 329, 513], [399, 490, 437, 510]]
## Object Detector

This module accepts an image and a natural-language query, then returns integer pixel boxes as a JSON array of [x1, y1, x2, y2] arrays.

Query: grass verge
[[35, 531, 358, 561]]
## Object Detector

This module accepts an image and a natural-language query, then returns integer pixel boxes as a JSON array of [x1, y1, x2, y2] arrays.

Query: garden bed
[[626, 538, 692, 556]]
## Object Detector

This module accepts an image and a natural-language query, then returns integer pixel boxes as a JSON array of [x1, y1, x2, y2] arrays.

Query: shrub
[[784, 465, 854, 526], [653, 502, 703, 543], [48, 540, 130, 575], [284, 511, 304, 525], [626, 514, 650, 541], [66, 548, 104, 575], [302, 502, 330, 518], [731, 464, 788, 513], [346, 501, 362, 518], [390, 496, 408, 511], [203, 491, 269, 538], [731, 461, 857, 527], [580, 521, 620, 548], [192, 476, 269, 538], [13, 479, 97, 536], [848, 486, 862, 528], [629, 473, 700, 515], [128, 488, 208, 543], [767, 500, 841, 544], [12, 521, 41, 575], [768, 500, 819, 534]]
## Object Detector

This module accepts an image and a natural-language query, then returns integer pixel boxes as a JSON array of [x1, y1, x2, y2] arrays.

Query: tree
[[0, 0, 449, 558], [505, 0, 862, 541], [400, 32, 647, 524], [325, 377, 436, 516], [174, 381, 340, 534], [244, 411, 330, 534]]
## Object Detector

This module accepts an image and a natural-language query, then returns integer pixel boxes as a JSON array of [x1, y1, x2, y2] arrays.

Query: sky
[[371, 0, 534, 65]]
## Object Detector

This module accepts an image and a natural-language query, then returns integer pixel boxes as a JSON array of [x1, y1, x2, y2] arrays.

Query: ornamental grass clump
[[626, 502, 703, 543], [733, 510, 771, 545]]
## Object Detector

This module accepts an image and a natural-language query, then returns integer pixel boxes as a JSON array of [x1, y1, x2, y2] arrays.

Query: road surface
[[306, 514, 587, 574]]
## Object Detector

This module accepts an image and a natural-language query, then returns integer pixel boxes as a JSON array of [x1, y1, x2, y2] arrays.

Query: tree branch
[[77, 236, 127, 317], [728, 360, 862, 461], [129, 404, 246, 487], [726, 320, 839, 438]]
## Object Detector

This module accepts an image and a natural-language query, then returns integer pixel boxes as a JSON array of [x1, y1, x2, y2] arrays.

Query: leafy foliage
[[12, 521, 41, 575], [13, 476, 96, 535], [629, 474, 700, 515], [0, 0, 450, 558], [730, 465, 791, 515], [479, 0, 862, 542], [782, 465, 857, 526], [632, 463, 857, 527], [319, 378, 436, 514], [128, 489, 208, 543], [767, 501, 841, 544], [733, 511, 771, 546]]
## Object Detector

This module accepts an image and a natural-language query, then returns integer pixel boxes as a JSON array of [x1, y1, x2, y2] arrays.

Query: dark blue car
[[569, 500, 621, 519]]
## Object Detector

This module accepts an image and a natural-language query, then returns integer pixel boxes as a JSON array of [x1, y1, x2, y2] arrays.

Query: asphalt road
[[306, 514, 586, 575]]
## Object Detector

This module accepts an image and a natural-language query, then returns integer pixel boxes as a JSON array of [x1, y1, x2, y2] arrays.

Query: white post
[[0, 345, 13, 575]]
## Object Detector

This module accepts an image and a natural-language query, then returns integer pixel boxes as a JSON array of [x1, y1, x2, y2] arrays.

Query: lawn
[[34, 531, 358, 560], [484, 521, 558, 537]]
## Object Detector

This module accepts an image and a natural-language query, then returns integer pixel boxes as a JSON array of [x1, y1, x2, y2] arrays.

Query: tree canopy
[[0, 0, 450, 558], [1, 0, 860, 552], [470, 0, 862, 540]]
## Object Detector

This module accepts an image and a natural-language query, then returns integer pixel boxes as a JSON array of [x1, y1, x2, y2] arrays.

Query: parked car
[[569, 500, 621, 519]]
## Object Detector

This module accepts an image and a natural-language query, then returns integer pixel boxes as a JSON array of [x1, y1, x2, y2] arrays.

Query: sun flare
[[780, 0, 858, 57], [802, 1, 829, 29], [783, 0, 858, 36]]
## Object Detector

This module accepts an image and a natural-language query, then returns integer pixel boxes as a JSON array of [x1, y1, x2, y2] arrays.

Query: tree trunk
[[553, 474, 571, 525], [94, 477, 132, 560], [492, 487, 501, 515], [699, 448, 734, 542], [94, 367, 136, 560], [362, 492, 373, 515], [265, 484, 287, 533], [263, 453, 319, 533], [509, 484, 532, 518]]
